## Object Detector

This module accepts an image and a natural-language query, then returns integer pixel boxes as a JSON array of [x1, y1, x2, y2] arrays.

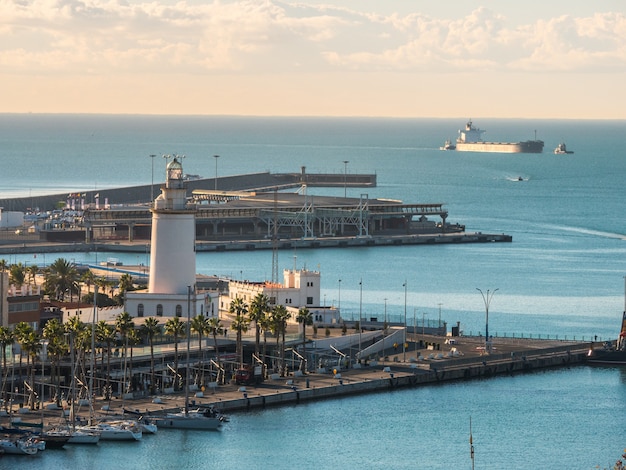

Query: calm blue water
[[1, 114, 626, 467]]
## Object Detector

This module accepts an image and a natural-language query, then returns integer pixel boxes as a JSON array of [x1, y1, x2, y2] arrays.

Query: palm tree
[[191, 314, 213, 386], [249, 293, 270, 357], [164, 316, 186, 390], [96, 321, 116, 399], [115, 312, 135, 393], [14, 322, 33, 393], [0, 259, 7, 272], [140, 317, 162, 394], [9, 262, 26, 287], [271, 305, 291, 376], [0, 326, 15, 409], [296, 307, 313, 372], [126, 329, 141, 393], [207, 317, 224, 384], [44, 258, 80, 301], [229, 297, 249, 367], [27, 265, 39, 286], [42, 319, 66, 406], [22, 331, 42, 409]]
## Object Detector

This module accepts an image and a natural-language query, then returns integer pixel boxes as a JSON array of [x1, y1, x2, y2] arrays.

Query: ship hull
[[455, 140, 544, 153]]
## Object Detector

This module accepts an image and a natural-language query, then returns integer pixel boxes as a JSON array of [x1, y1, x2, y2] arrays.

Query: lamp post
[[358, 278, 362, 360], [476, 288, 498, 354], [338, 279, 341, 316], [383, 298, 387, 363], [149, 154, 157, 203], [343, 160, 349, 198], [403, 280, 407, 362], [213, 154, 220, 190]]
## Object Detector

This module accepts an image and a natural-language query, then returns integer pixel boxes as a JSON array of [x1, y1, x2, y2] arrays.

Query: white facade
[[124, 290, 216, 321], [224, 269, 340, 325], [148, 156, 196, 295]]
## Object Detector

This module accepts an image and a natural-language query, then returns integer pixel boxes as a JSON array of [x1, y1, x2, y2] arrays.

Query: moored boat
[[76, 421, 142, 441], [0, 436, 39, 455], [152, 407, 226, 431]]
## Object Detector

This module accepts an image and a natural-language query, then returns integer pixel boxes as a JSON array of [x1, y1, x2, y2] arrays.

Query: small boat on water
[[554, 142, 574, 154], [439, 139, 456, 151]]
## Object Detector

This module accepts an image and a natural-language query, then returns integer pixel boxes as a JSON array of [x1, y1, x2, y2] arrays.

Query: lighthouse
[[148, 155, 196, 294]]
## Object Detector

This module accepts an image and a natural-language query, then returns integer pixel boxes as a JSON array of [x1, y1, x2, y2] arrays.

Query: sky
[[1, 0, 626, 118]]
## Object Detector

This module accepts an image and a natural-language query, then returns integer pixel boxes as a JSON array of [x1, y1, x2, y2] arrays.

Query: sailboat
[[151, 286, 226, 430], [74, 285, 142, 441], [45, 288, 101, 444]]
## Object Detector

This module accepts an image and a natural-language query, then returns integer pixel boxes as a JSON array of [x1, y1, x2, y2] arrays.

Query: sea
[[1, 114, 625, 469]]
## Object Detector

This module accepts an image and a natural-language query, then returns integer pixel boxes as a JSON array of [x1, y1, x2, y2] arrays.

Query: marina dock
[[13, 336, 591, 422]]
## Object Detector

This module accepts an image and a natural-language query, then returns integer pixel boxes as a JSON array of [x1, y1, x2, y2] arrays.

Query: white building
[[125, 156, 215, 320], [224, 269, 340, 326]]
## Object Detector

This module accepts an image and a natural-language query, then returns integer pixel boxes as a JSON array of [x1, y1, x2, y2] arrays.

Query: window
[[156, 304, 163, 317], [306, 297, 313, 305], [175, 305, 182, 317], [138, 304, 144, 317]]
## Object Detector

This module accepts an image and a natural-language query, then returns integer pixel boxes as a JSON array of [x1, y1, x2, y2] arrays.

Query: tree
[[249, 293, 270, 357], [126, 329, 141, 393], [140, 317, 162, 394], [115, 311, 135, 393], [271, 305, 291, 376], [0, 326, 15, 409], [21, 330, 42, 409], [14, 322, 34, 392], [9, 262, 26, 287], [229, 297, 249, 367], [42, 319, 66, 407], [44, 258, 80, 301], [27, 265, 39, 286], [96, 321, 116, 399], [164, 316, 186, 390], [191, 314, 211, 385], [296, 307, 313, 372], [207, 317, 224, 384]]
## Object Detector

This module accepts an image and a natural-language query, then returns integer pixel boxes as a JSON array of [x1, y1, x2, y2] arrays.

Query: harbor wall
[[209, 344, 591, 413]]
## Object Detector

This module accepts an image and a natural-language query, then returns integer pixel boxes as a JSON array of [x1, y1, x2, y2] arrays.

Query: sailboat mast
[[185, 285, 191, 416], [89, 285, 97, 425]]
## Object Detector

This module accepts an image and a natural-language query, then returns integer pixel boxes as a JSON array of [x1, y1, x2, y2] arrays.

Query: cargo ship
[[444, 120, 544, 153]]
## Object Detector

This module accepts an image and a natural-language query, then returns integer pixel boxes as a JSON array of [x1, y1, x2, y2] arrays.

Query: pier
[[8, 335, 592, 423]]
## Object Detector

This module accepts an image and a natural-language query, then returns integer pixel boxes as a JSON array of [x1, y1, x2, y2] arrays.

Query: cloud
[[0, 0, 625, 76]]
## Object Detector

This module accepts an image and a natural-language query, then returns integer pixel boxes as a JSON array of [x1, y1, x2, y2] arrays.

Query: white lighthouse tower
[[149, 156, 196, 294]]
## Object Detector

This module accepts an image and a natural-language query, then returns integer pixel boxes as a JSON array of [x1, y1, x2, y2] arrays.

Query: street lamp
[[149, 154, 157, 204], [476, 288, 499, 354], [213, 154, 220, 191], [358, 278, 362, 360], [383, 298, 387, 363], [403, 280, 407, 362], [338, 279, 341, 316], [343, 160, 349, 198]]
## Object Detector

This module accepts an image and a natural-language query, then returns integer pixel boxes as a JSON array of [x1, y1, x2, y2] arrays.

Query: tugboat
[[439, 139, 456, 151], [554, 142, 574, 154]]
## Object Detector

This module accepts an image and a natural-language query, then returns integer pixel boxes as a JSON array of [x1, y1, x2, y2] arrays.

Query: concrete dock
[[15, 336, 590, 423]]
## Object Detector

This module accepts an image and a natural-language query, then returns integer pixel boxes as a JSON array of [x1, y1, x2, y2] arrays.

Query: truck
[[235, 365, 264, 385]]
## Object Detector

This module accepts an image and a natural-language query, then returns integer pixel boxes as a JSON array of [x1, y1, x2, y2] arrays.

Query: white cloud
[[1, 1, 625, 75]]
